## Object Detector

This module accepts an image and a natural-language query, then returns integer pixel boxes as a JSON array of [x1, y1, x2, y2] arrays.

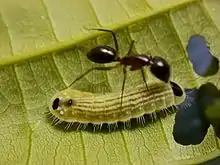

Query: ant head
[[150, 56, 170, 83]]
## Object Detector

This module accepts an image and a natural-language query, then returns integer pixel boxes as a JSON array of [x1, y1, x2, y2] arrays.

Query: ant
[[70, 28, 170, 107]]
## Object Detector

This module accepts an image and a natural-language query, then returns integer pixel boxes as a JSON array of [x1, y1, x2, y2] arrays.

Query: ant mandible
[[70, 28, 171, 107]]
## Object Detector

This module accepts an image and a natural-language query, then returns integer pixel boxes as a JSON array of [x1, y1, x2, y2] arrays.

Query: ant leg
[[141, 67, 149, 90], [127, 40, 135, 56], [120, 66, 127, 109], [120, 39, 134, 105], [140, 67, 157, 103], [87, 28, 119, 53], [68, 64, 121, 88]]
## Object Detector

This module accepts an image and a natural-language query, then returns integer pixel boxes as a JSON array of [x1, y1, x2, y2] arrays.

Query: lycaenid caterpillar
[[48, 80, 185, 131]]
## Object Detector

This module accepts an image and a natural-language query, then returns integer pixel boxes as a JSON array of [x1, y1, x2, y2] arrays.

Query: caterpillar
[[47, 80, 185, 131]]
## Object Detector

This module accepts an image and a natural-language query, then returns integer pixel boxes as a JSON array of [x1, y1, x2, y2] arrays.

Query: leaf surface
[[0, 0, 220, 165]]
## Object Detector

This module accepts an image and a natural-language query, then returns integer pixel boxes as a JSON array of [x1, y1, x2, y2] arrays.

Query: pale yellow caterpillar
[[48, 80, 185, 130]]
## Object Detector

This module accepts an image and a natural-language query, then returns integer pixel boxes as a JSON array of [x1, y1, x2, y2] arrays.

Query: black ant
[[70, 28, 170, 107]]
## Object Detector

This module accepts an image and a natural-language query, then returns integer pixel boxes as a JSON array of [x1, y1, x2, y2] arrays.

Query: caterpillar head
[[49, 89, 82, 119]]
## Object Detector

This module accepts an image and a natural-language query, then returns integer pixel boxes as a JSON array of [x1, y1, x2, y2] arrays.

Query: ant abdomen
[[87, 45, 118, 64]]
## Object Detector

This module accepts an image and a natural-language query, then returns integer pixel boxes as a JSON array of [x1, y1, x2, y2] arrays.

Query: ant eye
[[170, 81, 183, 96], [150, 56, 170, 83], [67, 99, 73, 106], [52, 98, 60, 110]]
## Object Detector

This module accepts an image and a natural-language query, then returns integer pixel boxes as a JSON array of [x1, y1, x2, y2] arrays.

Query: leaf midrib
[[0, 0, 198, 68]]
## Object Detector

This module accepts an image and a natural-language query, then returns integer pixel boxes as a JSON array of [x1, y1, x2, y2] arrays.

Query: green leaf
[[0, 0, 220, 165]]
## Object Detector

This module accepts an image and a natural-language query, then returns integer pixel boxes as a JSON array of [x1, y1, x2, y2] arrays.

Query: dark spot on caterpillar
[[170, 81, 183, 97], [67, 99, 73, 106], [52, 98, 60, 110]]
